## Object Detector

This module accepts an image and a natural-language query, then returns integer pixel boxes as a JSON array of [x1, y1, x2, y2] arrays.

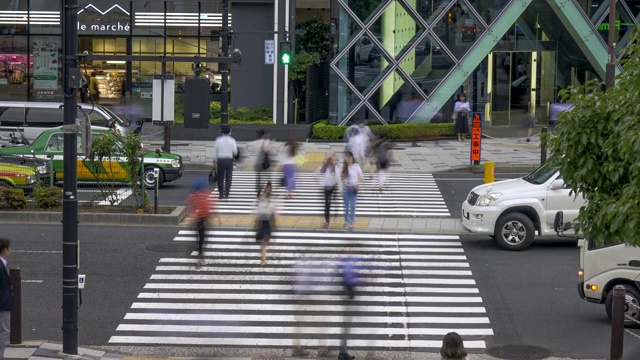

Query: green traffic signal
[[280, 41, 292, 65]]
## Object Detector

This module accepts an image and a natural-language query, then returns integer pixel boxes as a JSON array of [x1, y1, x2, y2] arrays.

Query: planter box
[[170, 123, 313, 142]]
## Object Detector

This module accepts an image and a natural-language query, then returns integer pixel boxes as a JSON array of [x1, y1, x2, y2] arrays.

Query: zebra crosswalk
[[109, 230, 493, 350], [213, 171, 450, 217]]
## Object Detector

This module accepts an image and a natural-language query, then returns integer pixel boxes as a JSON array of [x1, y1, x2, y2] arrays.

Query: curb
[[0, 206, 187, 227]]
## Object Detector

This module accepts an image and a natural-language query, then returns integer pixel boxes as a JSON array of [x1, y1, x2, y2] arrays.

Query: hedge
[[174, 97, 273, 124], [312, 121, 456, 140]]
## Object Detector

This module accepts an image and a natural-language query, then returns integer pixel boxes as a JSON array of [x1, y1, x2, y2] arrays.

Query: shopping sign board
[[470, 112, 482, 165]]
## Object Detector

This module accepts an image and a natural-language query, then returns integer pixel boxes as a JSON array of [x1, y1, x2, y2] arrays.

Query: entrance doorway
[[489, 51, 556, 127]]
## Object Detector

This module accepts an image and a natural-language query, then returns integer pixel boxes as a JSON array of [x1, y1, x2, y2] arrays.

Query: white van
[[554, 212, 640, 327], [0, 102, 135, 142]]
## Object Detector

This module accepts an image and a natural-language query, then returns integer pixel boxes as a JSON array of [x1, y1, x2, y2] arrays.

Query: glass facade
[[0, 0, 228, 117], [329, 0, 631, 127]]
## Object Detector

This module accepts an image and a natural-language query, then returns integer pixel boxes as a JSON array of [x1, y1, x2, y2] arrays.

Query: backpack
[[260, 150, 270, 170]]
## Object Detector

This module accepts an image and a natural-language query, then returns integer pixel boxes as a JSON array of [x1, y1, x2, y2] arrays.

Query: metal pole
[[9, 268, 21, 344], [605, 0, 616, 89], [161, 61, 171, 153], [540, 126, 548, 164], [220, 0, 230, 125], [610, 285, 625, 360], [62, 0, 79, 354], [154, 177, 158, 215]]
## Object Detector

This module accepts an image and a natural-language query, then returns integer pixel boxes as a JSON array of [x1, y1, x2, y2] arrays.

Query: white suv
[[461, 162, 587, 250]]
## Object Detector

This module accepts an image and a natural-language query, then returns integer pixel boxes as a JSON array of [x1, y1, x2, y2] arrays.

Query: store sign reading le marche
[[77, 3, 130, 33]]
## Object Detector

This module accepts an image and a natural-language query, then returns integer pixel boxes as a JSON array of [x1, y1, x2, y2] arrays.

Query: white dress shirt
[[213, 134, 238, 159]]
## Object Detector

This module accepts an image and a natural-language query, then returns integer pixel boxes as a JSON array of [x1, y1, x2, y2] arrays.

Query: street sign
[[470, 112, 482, 165], [265, 40, 275, 65]]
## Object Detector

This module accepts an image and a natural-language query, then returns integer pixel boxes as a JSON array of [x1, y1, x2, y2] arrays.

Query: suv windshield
[[523, 162, 558, 185]]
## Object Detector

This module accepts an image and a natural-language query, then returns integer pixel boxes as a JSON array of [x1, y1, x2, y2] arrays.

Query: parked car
[[0, 162, 38, 190], [0, 101, 140, 142], [0, 129, 183, 188], [0, 154, 50, 184], [461, 19, 477, 42], [461, 161, 587, 250]]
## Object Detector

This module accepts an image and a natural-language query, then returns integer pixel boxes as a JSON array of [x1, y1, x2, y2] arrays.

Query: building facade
[[328, 0, 634, 127]]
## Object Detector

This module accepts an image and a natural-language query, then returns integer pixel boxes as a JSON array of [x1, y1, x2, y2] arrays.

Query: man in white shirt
[[213, 125, 238, 199]]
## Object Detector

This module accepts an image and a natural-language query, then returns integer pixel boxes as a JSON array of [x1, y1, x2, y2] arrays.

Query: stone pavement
[[4, 342, 596, 360], [144, 136, 546, 173]]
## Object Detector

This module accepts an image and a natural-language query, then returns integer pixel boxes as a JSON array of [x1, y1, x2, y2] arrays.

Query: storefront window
[[30, 35, 61, 101], [28, 0, 61, 35], [0, 36, 29, 101], [0, 0, 27, 35]]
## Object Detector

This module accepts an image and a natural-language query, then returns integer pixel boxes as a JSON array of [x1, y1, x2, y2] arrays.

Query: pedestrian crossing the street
[[212, 171, 450, 217], [109, 230, 493, 350]]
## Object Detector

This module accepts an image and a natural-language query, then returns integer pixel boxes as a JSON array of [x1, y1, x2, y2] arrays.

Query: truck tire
[[494, 212, 535, 251], [605, 284, 640, 328]]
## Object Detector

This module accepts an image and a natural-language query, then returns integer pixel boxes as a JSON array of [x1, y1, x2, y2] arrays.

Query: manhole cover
[[486, 345, 552, 360], [146, 243, 195, 253]]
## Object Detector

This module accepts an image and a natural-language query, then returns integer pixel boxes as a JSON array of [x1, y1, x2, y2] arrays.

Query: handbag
[[260, 151, 270, 170], [208, 167, 217, 186]]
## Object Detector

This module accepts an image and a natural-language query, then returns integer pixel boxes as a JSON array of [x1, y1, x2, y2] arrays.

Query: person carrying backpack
[[185, 177, 216, 258], [251, 129, 272, 195], [373, 133, 392, 191]]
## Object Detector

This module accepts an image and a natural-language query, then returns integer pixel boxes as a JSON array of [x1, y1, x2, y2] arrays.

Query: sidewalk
[[4, 342, 595, 360], [144, 136, 545, 173]]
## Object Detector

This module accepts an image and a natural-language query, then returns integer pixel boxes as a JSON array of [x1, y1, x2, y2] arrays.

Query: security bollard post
[[610, 285, 625, 360], [484, 162, 495, 184], [541, 127, 548, 164], [9, 268, 21, 344]]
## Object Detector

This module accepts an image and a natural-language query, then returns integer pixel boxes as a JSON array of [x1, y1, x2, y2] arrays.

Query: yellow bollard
[[484, 162, 495, 184]]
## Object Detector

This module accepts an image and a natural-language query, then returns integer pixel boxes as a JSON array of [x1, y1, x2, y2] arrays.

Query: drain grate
[[486, 345, 552, 360]]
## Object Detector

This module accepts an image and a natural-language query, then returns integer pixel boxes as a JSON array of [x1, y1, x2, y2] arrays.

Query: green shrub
[[312, 121, 456, 140], [0, 187, 27, 209], [174, 97, 273, 124], [34, 186, 62, 209]]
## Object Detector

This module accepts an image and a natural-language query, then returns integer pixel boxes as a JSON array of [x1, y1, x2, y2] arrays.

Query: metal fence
[[0, 157, 146, 209]]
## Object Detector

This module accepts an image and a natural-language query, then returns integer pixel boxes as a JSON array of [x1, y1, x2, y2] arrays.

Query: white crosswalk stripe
[[210, 171, 450, 217], [110, 230, 493, 350]]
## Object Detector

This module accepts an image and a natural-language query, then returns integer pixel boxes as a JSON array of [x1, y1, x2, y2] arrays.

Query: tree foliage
[[295, 18, 331, 61], [550, 27, 640, 246]]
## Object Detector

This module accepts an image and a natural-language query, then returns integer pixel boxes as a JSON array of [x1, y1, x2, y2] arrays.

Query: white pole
[[283, 0, 289, 124], [272, 0, 279, 124]]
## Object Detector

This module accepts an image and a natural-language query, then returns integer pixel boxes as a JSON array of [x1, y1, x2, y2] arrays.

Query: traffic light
[[280, 41, 292, 65]]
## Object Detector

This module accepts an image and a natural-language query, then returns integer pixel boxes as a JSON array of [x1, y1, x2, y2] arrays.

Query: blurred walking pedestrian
[[373, 133, 392, 191], [185, 178, 215, 260], [339, 256, 364, 360], [280, 137, 299, 199], [213, 124, 238, 200], [254, 182, 276, 266], [315, 154, 340, 228], [341, 152, 363, 231], [0, 238, 12, 360], [440, 332, 468, 360], [250, 129, 272, 195]]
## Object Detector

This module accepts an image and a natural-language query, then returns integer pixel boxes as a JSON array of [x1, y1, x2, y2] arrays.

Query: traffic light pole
[[62, 0, 79, 354], [220, 0, 229, 125]]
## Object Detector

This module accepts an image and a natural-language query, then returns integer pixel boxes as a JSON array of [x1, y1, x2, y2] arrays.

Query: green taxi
[[0, 162, 38, 190], [0, 129, 183, 188]]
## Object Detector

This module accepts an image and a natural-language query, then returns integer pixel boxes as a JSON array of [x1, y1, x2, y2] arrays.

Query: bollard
[[610, 285, 625, 360], [484, 162, 495, 184], [9, 268, 21, 344], [540, 127, 548, 164]]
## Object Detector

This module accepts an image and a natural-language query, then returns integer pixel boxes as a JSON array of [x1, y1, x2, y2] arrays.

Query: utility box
[[184, 77, 211, 129], [152, 74, 175, 125]]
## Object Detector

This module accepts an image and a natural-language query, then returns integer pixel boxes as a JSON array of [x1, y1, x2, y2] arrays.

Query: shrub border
[[311, 120, 457, 140]]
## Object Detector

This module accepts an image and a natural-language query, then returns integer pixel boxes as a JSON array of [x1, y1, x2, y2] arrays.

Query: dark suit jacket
[[0, 261, 13, 311]]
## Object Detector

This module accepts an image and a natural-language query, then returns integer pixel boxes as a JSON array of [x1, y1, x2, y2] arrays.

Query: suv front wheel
[[494, 212, 535, 251]]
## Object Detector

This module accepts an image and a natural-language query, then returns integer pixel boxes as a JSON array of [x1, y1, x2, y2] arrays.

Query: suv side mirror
[[550, 179, 565, 190], [554, 211, 564, 234]]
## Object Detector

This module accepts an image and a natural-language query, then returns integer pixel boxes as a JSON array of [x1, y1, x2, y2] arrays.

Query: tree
[[550, 27, 640, 246]]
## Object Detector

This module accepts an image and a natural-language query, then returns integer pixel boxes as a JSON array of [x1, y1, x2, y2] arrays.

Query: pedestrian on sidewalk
[[0, 238, 13, 359], [213, 124, 238, 200], [280, 137, 299, 199], [338, 255, 364, 360], [341, 152, 363, 231], [440, 332, 468, 360], [185, 178, 216, 260], [250, 129, 272, 196], [521, 95, 534, 142], [372, 132, 392, 191], [453, 94, 471, 142], [315, 154, 340, 228], [254, 182, 276, 266]]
